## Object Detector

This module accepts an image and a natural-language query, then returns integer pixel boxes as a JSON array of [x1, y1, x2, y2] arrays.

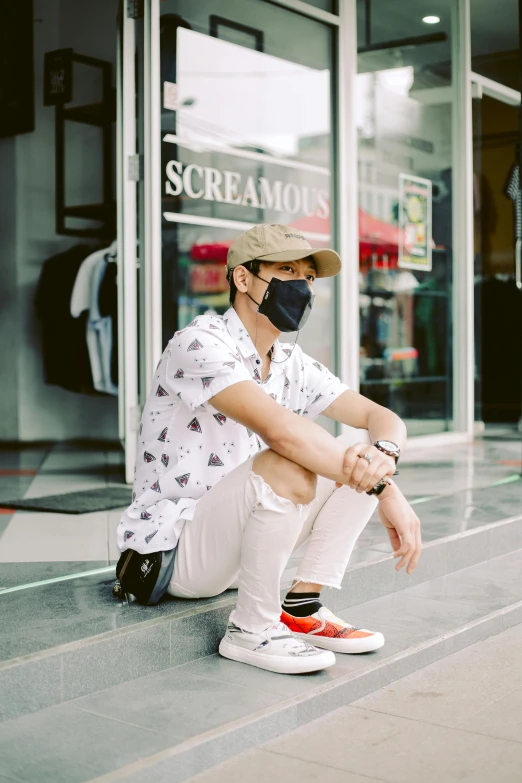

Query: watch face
[[376, 440, 400, 454]]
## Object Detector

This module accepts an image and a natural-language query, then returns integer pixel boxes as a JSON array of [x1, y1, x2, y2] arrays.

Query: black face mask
[[248, 273, 315, 333]]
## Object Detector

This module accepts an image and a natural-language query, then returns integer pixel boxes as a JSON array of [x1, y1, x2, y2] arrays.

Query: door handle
[[517, 238, 522, 290]]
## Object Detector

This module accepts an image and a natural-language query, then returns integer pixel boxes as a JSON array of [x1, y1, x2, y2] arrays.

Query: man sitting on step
[[118, 223, 422, 675]]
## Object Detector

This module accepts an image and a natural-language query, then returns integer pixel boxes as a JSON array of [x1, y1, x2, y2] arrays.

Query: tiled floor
[[0, 431, 521, 668], [188, 623, 522, 783], [2, 550, 522, 782], [0, 443, 125, 576], [1, 432, 521, 782], [1, 434, 521, 586]]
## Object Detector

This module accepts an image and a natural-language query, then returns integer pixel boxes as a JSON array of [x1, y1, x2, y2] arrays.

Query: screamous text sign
[[162, 135, 331, 237], [398, 173, 432, 272]]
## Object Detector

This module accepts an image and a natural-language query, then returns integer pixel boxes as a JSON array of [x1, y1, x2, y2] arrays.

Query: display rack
[[359, 247, 453, 421], [53, 52, 116, 239]]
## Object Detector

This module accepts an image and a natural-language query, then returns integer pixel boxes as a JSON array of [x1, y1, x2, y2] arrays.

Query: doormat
[[0, 486, 132, 514]]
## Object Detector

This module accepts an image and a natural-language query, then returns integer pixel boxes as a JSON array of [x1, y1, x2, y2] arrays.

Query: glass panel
[[471, 0, 519, 89], [471, 0, 521, 428], [159, 1, 337, 419], [357, 0, 454, 436], [301, 0, 338, 12], [472, 90, 521, 424]]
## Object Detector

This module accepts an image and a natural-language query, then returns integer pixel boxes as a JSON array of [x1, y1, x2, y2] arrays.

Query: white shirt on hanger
[[70, 241, 118, 396], [70, 241, 117, 317], [87, 248, 118, 396]]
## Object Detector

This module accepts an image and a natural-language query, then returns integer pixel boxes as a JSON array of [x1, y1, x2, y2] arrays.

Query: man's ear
[[233, 265, 249, 294]]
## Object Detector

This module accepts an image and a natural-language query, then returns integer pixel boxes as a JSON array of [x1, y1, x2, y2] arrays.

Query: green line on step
[[408, 473, 521, 506], [491, 474, 521, 487], [0, 566, 115, 596], [410, 495, 438, 506]]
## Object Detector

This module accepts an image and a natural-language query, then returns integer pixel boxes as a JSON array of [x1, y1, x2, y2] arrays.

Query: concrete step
[[1, 509, 521, 725], [1, 548, 522, 783]]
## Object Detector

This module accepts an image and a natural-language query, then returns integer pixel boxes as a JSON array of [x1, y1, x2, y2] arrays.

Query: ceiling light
[[422, 15, 440, 24]]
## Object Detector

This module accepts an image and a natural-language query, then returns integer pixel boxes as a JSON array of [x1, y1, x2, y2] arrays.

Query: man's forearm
[[366, 407, 407, 452], [212, 382, 404, 486], [268, 412, 359, 485], [268, 406, 406, 488]]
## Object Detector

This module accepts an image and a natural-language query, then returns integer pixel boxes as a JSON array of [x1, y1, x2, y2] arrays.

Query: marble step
[[1, 511, 521, 725], [1, 549, 522, 783]]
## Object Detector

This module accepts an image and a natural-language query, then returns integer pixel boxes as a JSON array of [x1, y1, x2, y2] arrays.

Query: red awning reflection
[[188, 209, 401, 267], [190, 242, 231, 263], [359, 210, 399, 247]]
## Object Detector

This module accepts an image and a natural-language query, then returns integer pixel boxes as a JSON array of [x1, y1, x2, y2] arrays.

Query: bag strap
[[118, 550, 134, 582]]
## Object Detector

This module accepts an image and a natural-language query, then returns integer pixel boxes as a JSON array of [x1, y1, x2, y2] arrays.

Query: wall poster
[[398, 173, 432, 272]]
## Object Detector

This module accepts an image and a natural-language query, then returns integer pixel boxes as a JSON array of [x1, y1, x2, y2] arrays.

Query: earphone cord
[[270, 333, 300, 363]]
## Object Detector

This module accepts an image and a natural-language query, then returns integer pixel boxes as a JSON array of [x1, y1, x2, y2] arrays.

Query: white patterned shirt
[[117, 307, 349, 554]]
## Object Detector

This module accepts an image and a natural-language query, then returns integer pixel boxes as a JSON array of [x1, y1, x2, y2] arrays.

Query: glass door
[[356, 0, 455, 437], [470, 73, 521, 429], [155, 0, 338, 432]]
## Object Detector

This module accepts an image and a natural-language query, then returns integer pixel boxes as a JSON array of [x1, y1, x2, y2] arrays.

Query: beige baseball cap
[[227, 223, 341, 279]]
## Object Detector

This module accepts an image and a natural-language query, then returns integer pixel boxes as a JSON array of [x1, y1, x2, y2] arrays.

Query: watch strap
[[366, 476, 391, 497]]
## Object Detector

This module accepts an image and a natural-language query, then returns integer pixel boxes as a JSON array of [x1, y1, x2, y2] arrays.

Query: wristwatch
[[366, 476, 391, 497], [373, 440, 401, 464]]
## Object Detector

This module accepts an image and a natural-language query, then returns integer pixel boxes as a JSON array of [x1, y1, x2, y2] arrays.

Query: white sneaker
[[219, 621, 335, 674]]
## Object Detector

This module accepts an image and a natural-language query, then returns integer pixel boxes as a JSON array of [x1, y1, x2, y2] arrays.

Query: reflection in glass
[[159, 2, 336, 401], [356, 1, 454, 435]]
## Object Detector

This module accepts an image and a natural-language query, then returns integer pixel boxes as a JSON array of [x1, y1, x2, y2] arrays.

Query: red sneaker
[[281, 606, 385, 654]]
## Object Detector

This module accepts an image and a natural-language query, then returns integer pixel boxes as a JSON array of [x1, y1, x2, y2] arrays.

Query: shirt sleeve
[[300, 350, 349, 420], [506, 165, 519, 202], [166, 320, 253, 411]]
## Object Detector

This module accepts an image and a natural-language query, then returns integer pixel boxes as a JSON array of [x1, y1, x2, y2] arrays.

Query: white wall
[[4, 0, 120, 442]]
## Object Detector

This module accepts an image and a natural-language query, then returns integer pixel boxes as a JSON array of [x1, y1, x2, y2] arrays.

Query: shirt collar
[[223, 307, 257, 359], [223, 307, 289, 369]]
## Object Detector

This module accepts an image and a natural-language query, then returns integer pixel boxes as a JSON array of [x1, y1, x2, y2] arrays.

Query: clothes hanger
[[104, 239, 117, 262]]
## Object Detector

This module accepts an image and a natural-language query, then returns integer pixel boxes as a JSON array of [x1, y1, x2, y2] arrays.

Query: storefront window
[[471, 75, 521, 425], [471, 0, 518, 89], [356, 0, 454, 436], [159, 1, 337, 403]]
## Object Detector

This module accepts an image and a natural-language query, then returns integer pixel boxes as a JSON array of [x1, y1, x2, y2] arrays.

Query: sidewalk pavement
[[188, 623, 522, 783]]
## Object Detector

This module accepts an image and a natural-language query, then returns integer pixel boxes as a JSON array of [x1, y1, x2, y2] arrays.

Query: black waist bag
[[115, 548, 176, 605]]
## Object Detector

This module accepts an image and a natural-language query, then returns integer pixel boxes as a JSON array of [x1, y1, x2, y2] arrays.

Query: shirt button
[[256, 359, 261, 364]]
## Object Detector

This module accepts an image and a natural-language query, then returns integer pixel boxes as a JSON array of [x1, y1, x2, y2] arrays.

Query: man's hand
[[335, 442, 396, 493], [377, 483, 422, 574]]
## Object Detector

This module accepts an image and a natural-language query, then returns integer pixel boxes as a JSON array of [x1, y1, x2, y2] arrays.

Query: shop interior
[[355, 0, 520, 435], [0, 0, 121, 452], [472, 54, 521, 425]]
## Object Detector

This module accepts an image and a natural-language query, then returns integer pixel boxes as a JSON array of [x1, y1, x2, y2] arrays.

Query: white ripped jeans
[[168, 428, 378, 633]]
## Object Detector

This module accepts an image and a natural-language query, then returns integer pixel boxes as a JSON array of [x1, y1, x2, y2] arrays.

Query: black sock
[[282, 591, 322, 617]]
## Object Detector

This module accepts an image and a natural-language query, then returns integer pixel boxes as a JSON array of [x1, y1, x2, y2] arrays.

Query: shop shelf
[[64, 101, 116, 127], [63, 202, 116, 221], [362, 287, 449, 298]]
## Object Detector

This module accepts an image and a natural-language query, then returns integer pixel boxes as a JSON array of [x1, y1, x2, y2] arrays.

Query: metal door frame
[[144, 0, 163, 387], [117, 7, 139, 485]]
